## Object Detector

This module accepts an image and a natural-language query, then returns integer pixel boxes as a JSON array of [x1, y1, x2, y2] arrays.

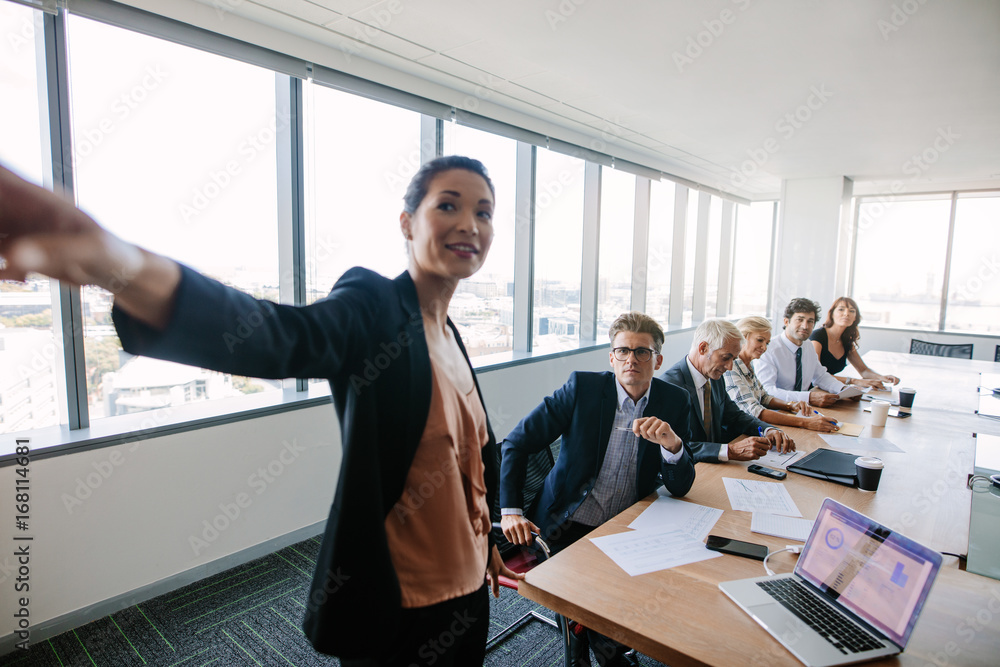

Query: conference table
[[519, 351, 1000, 666]]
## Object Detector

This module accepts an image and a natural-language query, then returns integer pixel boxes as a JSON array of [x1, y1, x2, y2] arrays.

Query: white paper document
[[722, 477, 802, 517], [819, 433, 905, 453], [837, 385, 869, 399], [627, 491, 723, 540], [757, 448, 805, 469], [589, 529, 721, 576], [751, 513, 815, 542]]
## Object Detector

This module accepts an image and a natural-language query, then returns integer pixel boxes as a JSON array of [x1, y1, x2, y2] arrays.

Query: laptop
[[719, 498, 942, 666]]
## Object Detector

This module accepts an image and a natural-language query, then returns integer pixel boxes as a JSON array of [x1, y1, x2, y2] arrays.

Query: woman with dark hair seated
[[810, 297, 900, 390]]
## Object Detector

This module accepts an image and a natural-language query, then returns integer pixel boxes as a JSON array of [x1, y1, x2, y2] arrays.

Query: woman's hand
[[0, 165, 180, 329], [881, 374, 900, 386], [802, 415, 839, 432], [786, 400, 808, 415], [486, 544, 523, 598]]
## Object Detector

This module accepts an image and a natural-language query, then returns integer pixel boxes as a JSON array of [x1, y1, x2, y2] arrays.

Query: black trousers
[[340, 583, 490, 667]]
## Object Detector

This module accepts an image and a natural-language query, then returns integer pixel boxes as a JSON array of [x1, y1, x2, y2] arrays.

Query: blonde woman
[[725, 316, 839, 432]]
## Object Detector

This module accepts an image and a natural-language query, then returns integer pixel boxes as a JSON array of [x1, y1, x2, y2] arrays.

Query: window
[[67, 15, 282, 420], [0, 3, 44, 184], [0, 3, 64, 434], [704, 195, 723, 317], [730, 201, 775, 317], [852, 196, 951, 329], [644, 179, 674, 328], [597, 168, 635, 338], [303, 84, 420, 304], [682, 188, 698, 326], [442, 123, 516, 357], [532, 148, 585, 352], [2, 1, 763, 450], [945, 194, 1000, 333]]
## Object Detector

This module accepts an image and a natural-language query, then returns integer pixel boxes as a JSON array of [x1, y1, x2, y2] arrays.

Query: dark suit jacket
[[113, 266, 497, 659], [660, 357, 771, 463], [500, 371, 696, 541]]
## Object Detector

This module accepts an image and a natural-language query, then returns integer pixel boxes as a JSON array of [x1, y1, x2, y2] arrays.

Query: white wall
[[772, 176, 852, 323], [0, 408, 340, 649]]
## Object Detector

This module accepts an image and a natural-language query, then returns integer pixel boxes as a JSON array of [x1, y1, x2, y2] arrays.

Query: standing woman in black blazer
[[0, 157, 519, 666]]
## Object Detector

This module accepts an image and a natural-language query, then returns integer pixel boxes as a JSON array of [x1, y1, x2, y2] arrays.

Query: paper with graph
[[723, 477, 802, 517]]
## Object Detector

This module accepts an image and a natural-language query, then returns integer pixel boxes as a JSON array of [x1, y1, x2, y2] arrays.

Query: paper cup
[[870, 400, 890, 427], [898, 387, 916, 413], [855, 456, 884, 492]]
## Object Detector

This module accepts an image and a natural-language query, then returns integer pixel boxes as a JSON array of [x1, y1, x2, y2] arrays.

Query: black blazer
[[500, 371, 696, 540], [113, 266, 497, 658], [660, 357, 770, 463]]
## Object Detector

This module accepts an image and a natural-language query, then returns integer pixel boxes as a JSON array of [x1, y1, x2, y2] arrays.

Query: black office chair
[[909, 339, 973, 359], [995, 344, 999, 363], [485, 522, 571, 666], [487, 439, 570, 665]]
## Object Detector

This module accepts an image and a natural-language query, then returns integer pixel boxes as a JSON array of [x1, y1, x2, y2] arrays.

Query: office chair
[[995, 344, 999, 363], [491, 439, 559, 559], [487, 440, 571, 666], [909, 339, 973, 359], [485, 522, 571, 667]]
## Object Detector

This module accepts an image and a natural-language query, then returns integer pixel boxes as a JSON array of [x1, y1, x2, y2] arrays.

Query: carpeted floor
[[0, 535, 667, 667]]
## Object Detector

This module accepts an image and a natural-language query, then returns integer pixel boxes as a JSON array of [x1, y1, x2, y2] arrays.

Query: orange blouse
[[384, 362, 490, 608]]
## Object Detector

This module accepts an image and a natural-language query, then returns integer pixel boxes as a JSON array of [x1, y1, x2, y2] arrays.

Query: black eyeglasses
[[612, 347, 656, 362]]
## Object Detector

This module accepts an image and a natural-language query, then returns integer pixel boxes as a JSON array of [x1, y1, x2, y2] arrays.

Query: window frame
[[1, 0, 756, 463], [849, 189, 1000, 334]]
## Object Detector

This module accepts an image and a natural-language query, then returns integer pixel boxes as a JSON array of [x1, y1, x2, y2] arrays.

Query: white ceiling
[[189, 0, 1000, 200]]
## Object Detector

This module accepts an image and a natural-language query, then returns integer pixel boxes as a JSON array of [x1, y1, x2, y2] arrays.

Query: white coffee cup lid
[[899, 387, 915, 393], [872, 399, 890, 406], [855, 456, 884, 469]]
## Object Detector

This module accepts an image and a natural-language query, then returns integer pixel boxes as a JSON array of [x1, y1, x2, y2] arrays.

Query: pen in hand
[[813, 409, 838, 426]]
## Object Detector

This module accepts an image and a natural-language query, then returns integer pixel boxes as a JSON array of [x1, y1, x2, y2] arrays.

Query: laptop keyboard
[[757, 579, 886, 655]]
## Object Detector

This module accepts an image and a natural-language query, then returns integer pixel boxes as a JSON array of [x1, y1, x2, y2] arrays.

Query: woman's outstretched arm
[[0, 165, 180, 329]]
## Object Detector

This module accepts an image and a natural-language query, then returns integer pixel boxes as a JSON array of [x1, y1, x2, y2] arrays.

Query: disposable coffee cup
[[855, 457, 884, 492], [870, 400, 890, 427], [898, 387, 916, 413]]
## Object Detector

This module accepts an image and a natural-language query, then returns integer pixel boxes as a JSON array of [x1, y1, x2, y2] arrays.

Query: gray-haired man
[[660, 318, 794, 463]]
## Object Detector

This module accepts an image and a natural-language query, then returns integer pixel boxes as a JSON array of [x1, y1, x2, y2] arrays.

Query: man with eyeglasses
[[499, 312, 695, 667], [660, 318, 794, 463]]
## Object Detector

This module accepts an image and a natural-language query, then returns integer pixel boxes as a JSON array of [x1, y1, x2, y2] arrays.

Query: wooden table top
[[520, 351, 1000, 666]]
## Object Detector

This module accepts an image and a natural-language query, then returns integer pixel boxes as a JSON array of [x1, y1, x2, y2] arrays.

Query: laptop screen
[[795, 498, 943, 648]]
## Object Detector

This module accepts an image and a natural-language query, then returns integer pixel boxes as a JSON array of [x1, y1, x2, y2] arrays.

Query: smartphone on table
[[705, 535, 769, 561], [747, 463, 786, 480]]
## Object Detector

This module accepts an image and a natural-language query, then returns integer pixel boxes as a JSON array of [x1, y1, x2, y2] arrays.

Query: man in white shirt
[[755, 298, 844, 407]]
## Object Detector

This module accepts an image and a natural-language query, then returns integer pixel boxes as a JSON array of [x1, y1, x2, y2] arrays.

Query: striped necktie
[[794, 346, 803, 392]]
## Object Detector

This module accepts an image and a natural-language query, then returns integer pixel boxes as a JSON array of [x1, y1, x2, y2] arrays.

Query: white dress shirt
[[754, 331, 845, 403]]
